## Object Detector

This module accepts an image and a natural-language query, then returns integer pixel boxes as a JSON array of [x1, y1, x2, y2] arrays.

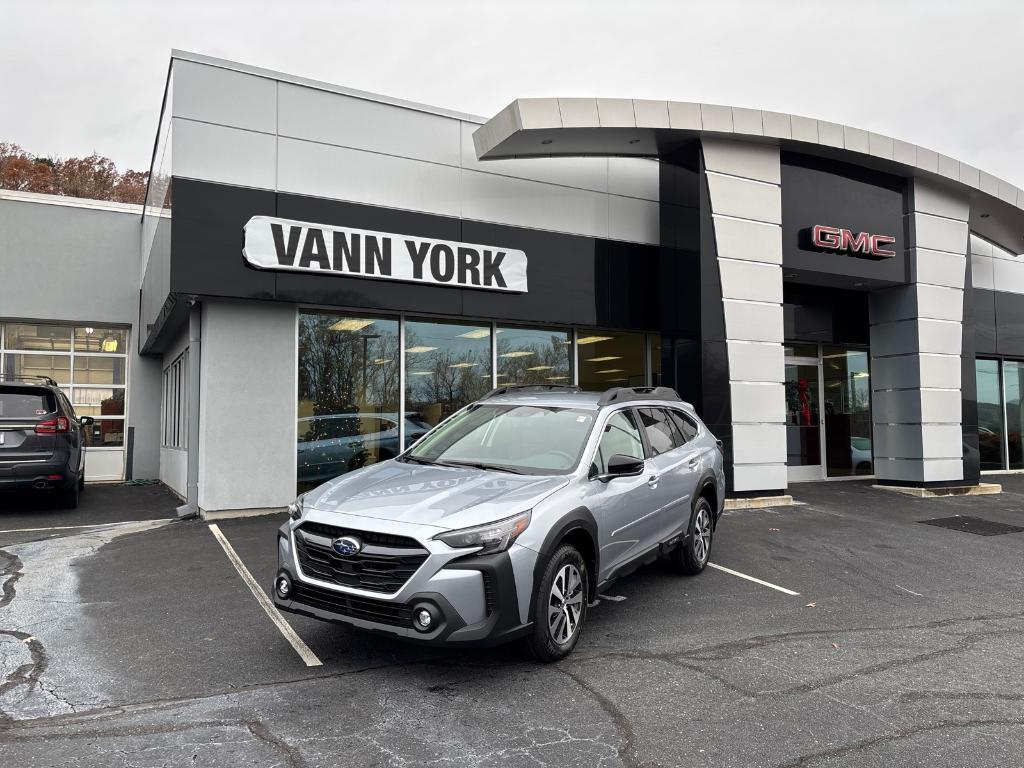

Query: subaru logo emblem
[[333, 535, 362, 556]]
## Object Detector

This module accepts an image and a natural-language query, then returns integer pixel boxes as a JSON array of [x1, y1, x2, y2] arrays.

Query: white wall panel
[[909, 213, 969, 254], [911, 249, 966, 289], [172, 60, 277, 133], [730, 382, 785, 423], [971, 253, 995, 290], [705, 173, 781, 224], [733, 463, 788, 492], [718, 259, 783, 303], [732, 424, 787, 463], [277, 137, 462, 217], [909, 179, 971, 221], [460, 168, 609, 238], [607, 157, 660, 200], [278, 83, 462, 166], [992, 257, 1024, 294], [160, 448, 187, 498], [723, 300, 784, 343], [172, 118, 276, 190], [608, 195, 659, 245], [712, 216, 782, 264], [727, 341, 784, 383], [702, 139, 780, 184]]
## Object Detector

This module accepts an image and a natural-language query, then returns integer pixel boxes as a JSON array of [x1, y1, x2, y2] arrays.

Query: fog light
[[275, 573, 291, 599], [412, 603, 439, 633], [416, 609, 432, 629]]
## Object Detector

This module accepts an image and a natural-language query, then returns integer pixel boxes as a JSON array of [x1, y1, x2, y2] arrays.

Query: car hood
[[304, 460, 570, 531]]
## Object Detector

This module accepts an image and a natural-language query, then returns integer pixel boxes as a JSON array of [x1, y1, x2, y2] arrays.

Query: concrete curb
[[873, 483, 1002, 498], [200, 507, 285, 521], [725, 495, 795, 510]]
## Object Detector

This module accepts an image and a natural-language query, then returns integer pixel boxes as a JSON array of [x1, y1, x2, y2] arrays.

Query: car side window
[[668, 409, 699, 443], [637, 408, 679, 457], [591, 410, 644, 476]]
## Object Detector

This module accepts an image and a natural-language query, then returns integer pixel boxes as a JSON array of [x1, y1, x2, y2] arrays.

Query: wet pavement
[[1, 477, 1023, 766]]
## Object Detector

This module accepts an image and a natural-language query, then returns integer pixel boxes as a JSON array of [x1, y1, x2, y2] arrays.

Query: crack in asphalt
[[774, 719, 1024, 767], [556, 665, 641, 768], [0, 548, 24, 610], [0, 630, 49, 724]]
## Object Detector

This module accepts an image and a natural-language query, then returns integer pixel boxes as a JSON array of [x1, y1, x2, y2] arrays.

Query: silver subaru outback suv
[[274, 385, 725, 661]]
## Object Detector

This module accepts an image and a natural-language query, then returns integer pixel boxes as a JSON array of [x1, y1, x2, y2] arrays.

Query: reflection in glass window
[[84, 419, 125, 447], [2, 354, 72, 384], [71, 388, 125, 417], [591, 410, 644, 476], [3, 323, 73, 351], [976, 359, 1004, 471], [496, 326, 572, 386], [1004, 361, 1024, 470], [577, 331, 646, 392], [71, 355, 127, 385], [297, 312, 401, 492], [821, 346, 873, 477], [74, 327, 129, 353], [404, 319, 493, 429]]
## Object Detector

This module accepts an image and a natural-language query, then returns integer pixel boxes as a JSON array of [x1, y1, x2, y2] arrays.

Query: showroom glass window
[[404, 319, 492, 429], [821, 345, 872, 477], [975, 359, 1004, 470], [1005, 361, 1024, 470], [296, 312, 401, 492], [496, 326, 572, 386], [577, 331, 646, 391], [0, 322, 129, 450]]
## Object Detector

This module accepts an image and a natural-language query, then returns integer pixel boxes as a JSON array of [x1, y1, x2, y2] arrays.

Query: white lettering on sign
[[810, 224, 896, 260], [242, 216, 528, 293]]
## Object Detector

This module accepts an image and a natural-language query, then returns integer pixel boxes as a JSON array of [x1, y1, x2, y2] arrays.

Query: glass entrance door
[[785, 342, 873, 481], [785, 344, 823, 482]]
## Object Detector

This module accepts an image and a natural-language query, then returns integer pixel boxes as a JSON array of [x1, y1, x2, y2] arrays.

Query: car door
[[636, 407, 702, 544], [580, 408, 659, 582], [664, 408, 710, 536]]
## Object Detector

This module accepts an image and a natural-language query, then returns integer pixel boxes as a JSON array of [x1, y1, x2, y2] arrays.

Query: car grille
[[289, 582, 413, 628], [482, 571, 496, 616], [294, 521, 429, 594]]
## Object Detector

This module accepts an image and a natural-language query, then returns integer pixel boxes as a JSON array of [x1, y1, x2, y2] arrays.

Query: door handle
[[647, 474, 659, 488], [687, 457, 699, 469]]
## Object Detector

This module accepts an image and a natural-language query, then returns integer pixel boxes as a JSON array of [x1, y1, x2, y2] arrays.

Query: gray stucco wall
[[197, 299, 296, 512], [0, 192, 160, 479]]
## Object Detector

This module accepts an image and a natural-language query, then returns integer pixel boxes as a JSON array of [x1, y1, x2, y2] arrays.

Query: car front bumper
[[272, 514, 537, 647]]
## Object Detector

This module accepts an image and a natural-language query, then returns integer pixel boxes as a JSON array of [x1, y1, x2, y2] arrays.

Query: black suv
[[0, 376, 93, 508]]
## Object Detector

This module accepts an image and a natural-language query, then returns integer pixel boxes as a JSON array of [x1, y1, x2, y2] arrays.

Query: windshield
[[403, 404, 597, 475]]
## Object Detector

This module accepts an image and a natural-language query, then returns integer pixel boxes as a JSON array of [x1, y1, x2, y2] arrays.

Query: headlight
[[287, 493, 306, 521], [433, 511, 531, 555]]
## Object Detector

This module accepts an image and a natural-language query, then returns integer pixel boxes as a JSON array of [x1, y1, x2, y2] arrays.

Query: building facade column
[[701, 139, 787, 492], [869, 178, 970, 484]]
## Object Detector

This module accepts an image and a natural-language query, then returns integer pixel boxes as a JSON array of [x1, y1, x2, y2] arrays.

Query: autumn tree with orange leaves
[[0, 143, 150, 204]]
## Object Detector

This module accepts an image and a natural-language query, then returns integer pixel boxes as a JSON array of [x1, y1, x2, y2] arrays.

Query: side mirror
[[599, 454, 645, 482], [79, 416, 95, 427]]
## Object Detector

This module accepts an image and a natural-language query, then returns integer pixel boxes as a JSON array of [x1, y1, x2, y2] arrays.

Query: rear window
[[0, 388, 56, 418]]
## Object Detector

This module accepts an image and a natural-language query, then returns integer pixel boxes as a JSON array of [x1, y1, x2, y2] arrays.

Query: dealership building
[[2, 50, 1024, 515]]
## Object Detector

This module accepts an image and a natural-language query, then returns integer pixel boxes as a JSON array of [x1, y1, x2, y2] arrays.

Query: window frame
[[588, 406, 646, 479]]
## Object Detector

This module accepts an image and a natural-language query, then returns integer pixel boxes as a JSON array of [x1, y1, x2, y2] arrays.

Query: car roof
[[480, 390, 698, 414]]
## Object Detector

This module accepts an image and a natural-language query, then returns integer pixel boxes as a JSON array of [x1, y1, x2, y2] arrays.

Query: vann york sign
[[808, 224, 897, 260], [243, 216, 528, 293]]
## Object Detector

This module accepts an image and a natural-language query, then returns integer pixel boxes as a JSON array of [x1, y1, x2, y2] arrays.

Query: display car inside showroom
[[3, 49, 1024, 515]]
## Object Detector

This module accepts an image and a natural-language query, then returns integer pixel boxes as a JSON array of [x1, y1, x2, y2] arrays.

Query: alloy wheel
[[548, 563, 584, 644], [693, 507, 712, 565]]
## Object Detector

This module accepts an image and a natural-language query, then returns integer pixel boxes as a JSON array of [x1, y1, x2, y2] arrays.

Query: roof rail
[[598, 386, 682, 407], [0, 374, 59, 387], [482, 384, 583, 399]]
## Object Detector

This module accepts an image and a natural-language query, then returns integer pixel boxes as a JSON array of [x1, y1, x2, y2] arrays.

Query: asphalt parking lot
[[2, 478, 1024, 767]]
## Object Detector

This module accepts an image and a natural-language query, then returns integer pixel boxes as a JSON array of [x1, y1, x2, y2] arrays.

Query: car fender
[[527, 506, 599, 619]]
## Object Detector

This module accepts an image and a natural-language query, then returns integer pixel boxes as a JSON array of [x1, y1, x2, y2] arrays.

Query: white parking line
[[0, 520, 176, 535], [207, 523, 322, 667], [707, 562, 800, 596]]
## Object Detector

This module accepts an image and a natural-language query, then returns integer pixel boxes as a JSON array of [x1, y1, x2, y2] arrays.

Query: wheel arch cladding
[[531, 507, 599, 616]]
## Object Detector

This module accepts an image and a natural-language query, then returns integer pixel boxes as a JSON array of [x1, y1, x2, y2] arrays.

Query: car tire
[[79, 472, 86, 491], [59, 480, 80, 510], [524, 544, 588, 663], [670, 495, 714, 576]]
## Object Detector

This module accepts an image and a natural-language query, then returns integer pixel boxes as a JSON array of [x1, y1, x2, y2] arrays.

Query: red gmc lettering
[[811, 224, 896, 259]]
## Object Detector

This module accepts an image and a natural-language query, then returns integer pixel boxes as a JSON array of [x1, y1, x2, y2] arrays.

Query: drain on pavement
[[918, 515, 1024, 536]]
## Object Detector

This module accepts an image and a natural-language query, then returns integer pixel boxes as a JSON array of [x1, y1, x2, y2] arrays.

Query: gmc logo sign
[[809, 225, 897, 260]]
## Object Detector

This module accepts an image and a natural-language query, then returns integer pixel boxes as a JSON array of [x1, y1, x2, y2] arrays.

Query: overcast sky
[[4, 0, 1022, 184]]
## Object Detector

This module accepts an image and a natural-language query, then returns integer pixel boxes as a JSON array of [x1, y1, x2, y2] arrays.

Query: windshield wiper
[[436, 460, 526, 475], [399, 455, 437, 466]]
